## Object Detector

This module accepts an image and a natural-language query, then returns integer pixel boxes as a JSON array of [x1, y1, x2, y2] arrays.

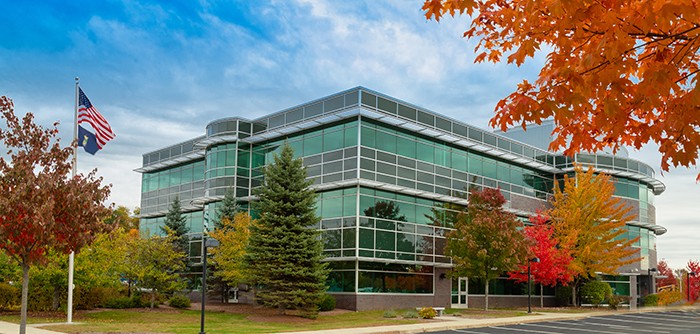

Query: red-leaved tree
[[509, 213, 574, 307], [0, 97, 112, 334], [687, 260, 700, 303], [656, 260, 676, 289]]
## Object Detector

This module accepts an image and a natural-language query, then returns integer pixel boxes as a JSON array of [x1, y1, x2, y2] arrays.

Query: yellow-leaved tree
[[549, 165, 638, 305], [209, 212, 252, 289], [423, 1, 700, 177]]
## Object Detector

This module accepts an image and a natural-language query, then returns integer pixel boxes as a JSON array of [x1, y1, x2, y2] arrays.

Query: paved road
[[429, 309, 700, 334]]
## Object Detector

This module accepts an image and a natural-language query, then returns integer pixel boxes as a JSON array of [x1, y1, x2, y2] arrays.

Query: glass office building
[[137, 87, 665, 310]]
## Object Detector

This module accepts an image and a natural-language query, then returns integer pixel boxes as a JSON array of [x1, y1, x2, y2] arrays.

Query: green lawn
[[2, 309, 422, 334]]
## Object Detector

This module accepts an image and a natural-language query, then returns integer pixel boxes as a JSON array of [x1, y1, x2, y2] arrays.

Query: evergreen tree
[[215, 187, 239, 230], [245, 143, 329, 318], [161, 196, 190, 253]]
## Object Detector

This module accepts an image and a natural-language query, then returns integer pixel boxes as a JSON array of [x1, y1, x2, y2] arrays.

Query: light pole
[[688, 271, 697, 303], [648, 268, 657, 296], [528, 257, 540, 313]]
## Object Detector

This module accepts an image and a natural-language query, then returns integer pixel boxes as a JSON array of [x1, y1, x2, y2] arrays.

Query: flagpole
[[68, 77, 79, 323]]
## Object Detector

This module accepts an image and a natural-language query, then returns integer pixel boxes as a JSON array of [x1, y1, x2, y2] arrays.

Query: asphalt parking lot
[[431, 309, 700, 334]]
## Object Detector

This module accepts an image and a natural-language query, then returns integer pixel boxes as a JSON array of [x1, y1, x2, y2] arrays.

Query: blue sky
[[1, 0, 697, 271]]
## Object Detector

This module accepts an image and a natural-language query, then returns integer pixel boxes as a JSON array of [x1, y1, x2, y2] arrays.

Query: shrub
[[643, 293, 659, 306], [418, 307, 437, 319], [318, 294, 336, 311], [607, 295, 630, 310], [0, 283, 20, 310], [103, 296, 132, 309], [581, 280, 612, 306], [383, 309, 398, 318], [168, 295, 191, 309], [657, 290, 683, 306], [403, 310, 419, 318], [555, 285, 573, 306]]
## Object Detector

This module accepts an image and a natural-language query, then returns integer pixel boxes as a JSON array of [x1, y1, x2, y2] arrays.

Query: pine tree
[[245, 143, 329, 318], [215, 187, 239, 230], [161, 196, 190, 253]]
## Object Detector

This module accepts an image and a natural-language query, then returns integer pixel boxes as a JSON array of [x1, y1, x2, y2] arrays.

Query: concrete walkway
[[0, 321, 69, 334]]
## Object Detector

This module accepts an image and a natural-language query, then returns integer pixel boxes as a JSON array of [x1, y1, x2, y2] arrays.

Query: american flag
[[78, 88, 115, 148]]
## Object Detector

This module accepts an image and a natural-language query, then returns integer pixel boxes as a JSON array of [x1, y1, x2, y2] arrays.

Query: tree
[[209, 212, 252, 288], [656, 260, 676, 289], [105, 206, 140, 230], [215, 187, 239, 230], [125, 234, 187, 308], [423, 1, 700, 177], [549, 165, 638, 305], [446, 187, 529, 310], [245, 143, 329, 318], [161, 196, 189, 252], [0, 97, 111, 333], [508, 213, 574, 307], [687, 260, 700, 302]]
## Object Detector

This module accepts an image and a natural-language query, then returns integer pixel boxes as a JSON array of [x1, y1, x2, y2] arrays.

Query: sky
[[0, 0, 697, 271]]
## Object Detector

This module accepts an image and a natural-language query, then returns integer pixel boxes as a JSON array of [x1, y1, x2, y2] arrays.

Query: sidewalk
[[0, 322, 71, 334], [282, 306, 700, 334]]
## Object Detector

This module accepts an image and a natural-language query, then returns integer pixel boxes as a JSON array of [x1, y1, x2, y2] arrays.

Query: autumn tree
[[423, 1, 700, 177], [161, 196, 189, 253], [549, 165, 638, 305], [105, 206, 140, 230], [656, 260, 676, 289], [209, 212, 252, 289], [686, 260, 700, 302], [446, 187, 529, 310], [215, 187, 239, 230], [508, 213, 574, 307], [245, 143, 328, 318], [125, 234, 187, 308], [0, 97, 111, 333]]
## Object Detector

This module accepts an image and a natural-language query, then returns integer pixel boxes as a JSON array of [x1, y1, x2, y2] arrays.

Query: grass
[[1, 308, 422, 334]]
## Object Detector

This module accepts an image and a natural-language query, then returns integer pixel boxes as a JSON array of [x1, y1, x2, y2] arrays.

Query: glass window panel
[[305, 102, 323, 117], [344, 126, 358, 147], [359, 228, 374, 249], [377, 97, 397, 114], [397, 233, 416, 253], [324, 161, 343, 174], [322, 197, 343, 218], [398, 104, 416, 120], [304, 135, 323, 156], [436, 117, 451, 132], [325, 96, 344, 112], [324, 130, 344, 152], [396, 136, 416, 159], [452, 152, 467, 172], [376, 230, 395, 251], [343, 228, 356, 248], [361, 127, 376, 147], [361, 92, 377, 107], [376, 131, 396, 153], [434, 148, 450, 167], [323, 229, 342, 250], [343, 195, 356, 216], [377, 162, 396, 176], [360, 196, 375, 216], [417, 110, 434, 126], [360, 158, 375, 171]]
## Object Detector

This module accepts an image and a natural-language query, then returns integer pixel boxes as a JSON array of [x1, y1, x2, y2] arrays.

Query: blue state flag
[[78, 125, 100, 155]]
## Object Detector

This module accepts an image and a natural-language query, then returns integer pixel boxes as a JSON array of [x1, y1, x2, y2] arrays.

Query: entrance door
[[452, 277, 469, 308]]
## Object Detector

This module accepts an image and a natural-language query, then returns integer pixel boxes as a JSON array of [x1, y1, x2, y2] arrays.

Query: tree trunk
[[20, 262, 29, 334], [150, 291, 156, 308], [484, 279, 489, 310], [52, 286, 60, 311]]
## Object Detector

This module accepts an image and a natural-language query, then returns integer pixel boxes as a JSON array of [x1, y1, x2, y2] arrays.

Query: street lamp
[[528, 257, 540, 314], [199, 236, 219, 334], [648, 268, 657, 295], [688, 271, 697, 303]]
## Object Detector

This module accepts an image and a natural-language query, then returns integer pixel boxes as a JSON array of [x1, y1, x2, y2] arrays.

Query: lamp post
[[688, 271, 697, 303], [528, 257, 540, 313], [648, 268, 657, 295]]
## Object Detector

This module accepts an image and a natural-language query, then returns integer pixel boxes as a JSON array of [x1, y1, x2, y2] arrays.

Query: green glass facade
[[137, 87, 665, 310]]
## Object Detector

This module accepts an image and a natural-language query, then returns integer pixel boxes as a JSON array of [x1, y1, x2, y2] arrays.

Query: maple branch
[[676, 69, 700, 84]]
